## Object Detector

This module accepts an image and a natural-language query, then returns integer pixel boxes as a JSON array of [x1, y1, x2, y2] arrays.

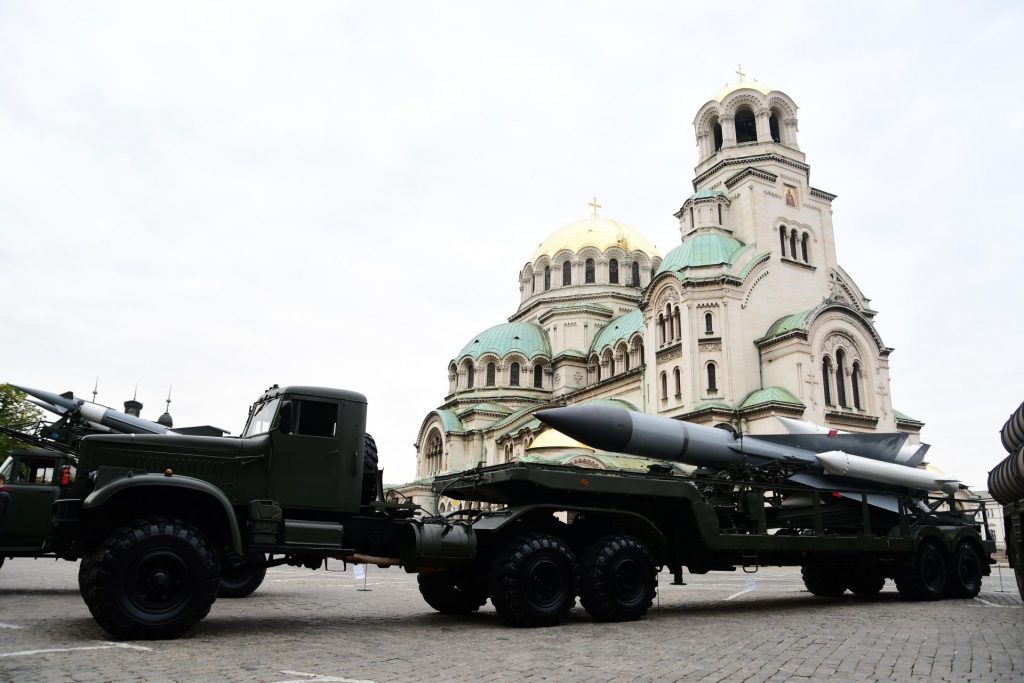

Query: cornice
[[693, 152, 810, 190], [809, 187, 837, 201], [724, 166, 778, 189]]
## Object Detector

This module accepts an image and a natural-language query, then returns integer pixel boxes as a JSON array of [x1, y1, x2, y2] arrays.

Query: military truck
[[0, 447, 78, 571], [52, 384, 996, 640], [987, 399, 1024, 599]]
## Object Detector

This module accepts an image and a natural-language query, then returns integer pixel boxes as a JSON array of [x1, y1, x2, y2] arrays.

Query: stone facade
[[397, 79, 921, 510]]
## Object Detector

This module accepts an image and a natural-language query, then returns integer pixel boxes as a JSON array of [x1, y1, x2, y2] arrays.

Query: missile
[[13, 384, 168, 435], [815, 451, 959, 494], [536, 405, 956, 494], [777, 416, 929, 466]]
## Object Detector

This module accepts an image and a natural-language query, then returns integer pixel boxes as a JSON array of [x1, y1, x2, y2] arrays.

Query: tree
[[0, 384, 44, 454]]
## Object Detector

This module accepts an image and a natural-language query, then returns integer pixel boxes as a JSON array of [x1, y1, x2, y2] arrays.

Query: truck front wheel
[[801, 564, 846, 597], [895, 541, 946, 601], [80, 517, 219, 640], [579, 534, 657, 622], [945, 541, 982, 599], [417, 569, 489, 614], [490, 533, 577, 627]]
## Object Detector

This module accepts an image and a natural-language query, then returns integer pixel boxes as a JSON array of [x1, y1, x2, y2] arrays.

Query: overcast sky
[[2, 2, 1021, 488]]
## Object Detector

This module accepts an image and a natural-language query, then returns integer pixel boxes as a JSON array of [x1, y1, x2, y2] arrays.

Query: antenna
[[132, 383, 138, 401], [165, 385, 172, 413], [92, 376, 99, 403]]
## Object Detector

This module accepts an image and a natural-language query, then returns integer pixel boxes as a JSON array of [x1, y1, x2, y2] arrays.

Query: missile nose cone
[[535, 406, 633, 453], [11, 385, 81, 412]]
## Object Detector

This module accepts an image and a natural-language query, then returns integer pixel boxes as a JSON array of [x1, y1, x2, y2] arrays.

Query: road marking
[[725, 589, 753, 601], [0, 642, 153, 659], [272, 671, 375, 683], [973, 597, 1022, 608], [0, 623, 24, 630]]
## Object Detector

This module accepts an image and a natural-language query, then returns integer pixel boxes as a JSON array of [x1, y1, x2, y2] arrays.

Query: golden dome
[[531, 217, 660, 261], [527, 428, 594, 452], [711, 79, 774, 103]]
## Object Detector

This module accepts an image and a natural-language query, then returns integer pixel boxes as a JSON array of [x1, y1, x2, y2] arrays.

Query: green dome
[[658, 233, 745, 273], [456, 322, 551, 361], [590, 309, 643, 353]]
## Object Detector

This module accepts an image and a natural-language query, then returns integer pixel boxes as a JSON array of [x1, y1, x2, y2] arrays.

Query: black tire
[[579, 534, 657, 622], [80, 517, 219, 640], [895, 541, 947, 601], [417, 569, 489, 614], [217, 555, 267, 599], [801, 564, 846, 597], [362, 433, 379, 504], [490, 533, 577, 627], [847, 571, 885, 596], [945, 541, 982, 599]]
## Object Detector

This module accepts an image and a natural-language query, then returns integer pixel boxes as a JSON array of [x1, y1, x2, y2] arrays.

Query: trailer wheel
[[490, 533, 577, 627], [800, 564, 846, 597], [361, 433, 379, 504], [895, 541, 946, 601], [579, 534, 657, 622], [217, 554, 267, 599], [846, 571, 885, 596], [80, 517, 219, 640], [417, 569, 489, 614], [945, 541, 982, 599]]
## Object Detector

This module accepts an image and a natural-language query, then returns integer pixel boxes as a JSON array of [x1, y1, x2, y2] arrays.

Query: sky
[[2, 2, 1022, 489]]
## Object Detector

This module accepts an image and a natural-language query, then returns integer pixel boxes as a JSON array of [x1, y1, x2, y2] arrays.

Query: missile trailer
[[49, 384, 995, 640], [988, 400, 1024, 599]]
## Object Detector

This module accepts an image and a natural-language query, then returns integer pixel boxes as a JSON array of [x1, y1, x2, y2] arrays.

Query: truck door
[[270, 398, 346, 511], [2, 454, 60, 551]]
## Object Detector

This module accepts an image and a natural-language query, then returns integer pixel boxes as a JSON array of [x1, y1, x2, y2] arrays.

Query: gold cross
[[735, 64, 746, 81], [589, 196, 602, 219]]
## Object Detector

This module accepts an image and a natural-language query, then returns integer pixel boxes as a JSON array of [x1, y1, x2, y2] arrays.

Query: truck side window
[[293, 400, 337, 438], [14, 458, 55, 484]]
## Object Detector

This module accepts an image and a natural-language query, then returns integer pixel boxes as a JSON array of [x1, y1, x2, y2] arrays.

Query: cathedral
[[399, 76, 922, 509]]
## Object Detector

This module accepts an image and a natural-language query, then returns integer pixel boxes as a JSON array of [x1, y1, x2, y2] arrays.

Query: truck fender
[[473, 503, 667, 553], [83, 473, 244, 555]]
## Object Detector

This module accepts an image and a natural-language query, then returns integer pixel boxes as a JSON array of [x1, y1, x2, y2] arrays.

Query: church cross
[[735, 64, 746, 81], [589, 196, 602, 219]]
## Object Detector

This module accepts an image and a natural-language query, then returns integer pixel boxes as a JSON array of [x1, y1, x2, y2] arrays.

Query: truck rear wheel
[[417, 569, 489, 614], [490, 533, 577, 627], [945, 541, 982, 599], [217, 554, 267, 599], [579, 534, 657, 622], [801, 564, 846, 597], [362, 433, 379, 504], [847, 571, 885, 596], [80, 517, 219, 640], [895, 541, 946, 601]]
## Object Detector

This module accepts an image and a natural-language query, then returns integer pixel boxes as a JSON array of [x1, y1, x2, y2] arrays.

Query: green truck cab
[[0, 447, 77, 570]]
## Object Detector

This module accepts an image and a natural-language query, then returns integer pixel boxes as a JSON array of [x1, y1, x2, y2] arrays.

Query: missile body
[[537, 406, 956, 494], [14, 385, 168, 435], [777, 416, 929, 466]]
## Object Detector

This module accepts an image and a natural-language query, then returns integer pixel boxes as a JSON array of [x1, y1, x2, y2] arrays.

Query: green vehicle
[[51, 384, 996, 640], [0, 448, 78, 570]]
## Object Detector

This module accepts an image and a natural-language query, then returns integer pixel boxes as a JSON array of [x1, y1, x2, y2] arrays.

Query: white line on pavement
[[725, 589, 753, 601], [0, 623, 24, 629], [0, 642, 153, 659], [272, 670, 376, 683], [973, 597, 1022, 608]]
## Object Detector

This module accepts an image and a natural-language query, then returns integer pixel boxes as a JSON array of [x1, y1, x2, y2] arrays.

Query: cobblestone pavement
[[0, 559, 1021, 682]]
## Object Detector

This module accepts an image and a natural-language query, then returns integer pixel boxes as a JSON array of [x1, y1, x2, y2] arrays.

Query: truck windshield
[[242, 398, 280, 437], [0, 455, 11, 480]]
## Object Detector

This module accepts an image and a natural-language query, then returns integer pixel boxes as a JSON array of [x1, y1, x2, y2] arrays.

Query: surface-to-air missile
[[535, 405, 960, 496], [14, 384, 169, 435], [776, 416, 929, 466]]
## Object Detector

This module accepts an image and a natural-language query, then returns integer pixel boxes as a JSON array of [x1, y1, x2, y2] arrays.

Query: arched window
[[717, 204, 723, 225], [769, 112, 781, 143], [673, 307, 681, 341], [689, 206, 695, 227], [851, 361, 862, 410], [609, 259, 619, 284], [706, 363, 717, 392], [510, 362, 520, 386], [673, 367, 681, 396], [779, 226, 787, 257], [705, 312, 714, 335], [426, 430, 443, 475], [608, 354, 615, 376], [465, 361, 475, 389], [790, 231, 798, 258], [530, 276, 535, 294], [486, 362, 496, 387], [658, 314, 665, 344], [712, 118, 723, 151], [533, 364, 543, 388], [835, 350, 848, 408], [665, 305, 673, 340], [639, 344, 645, 366], [585, 258, 595, 283], [624, 347, 631, 371], [735, 108, 756, 143], [562, 261, 571, 286], [801, 233, 809, 263], [660, 372, 668, 399], [631, 262, 640, 287], [596, 361, 602, 382], [544, 266, 551, 291], [822, 358, 832, 406]]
